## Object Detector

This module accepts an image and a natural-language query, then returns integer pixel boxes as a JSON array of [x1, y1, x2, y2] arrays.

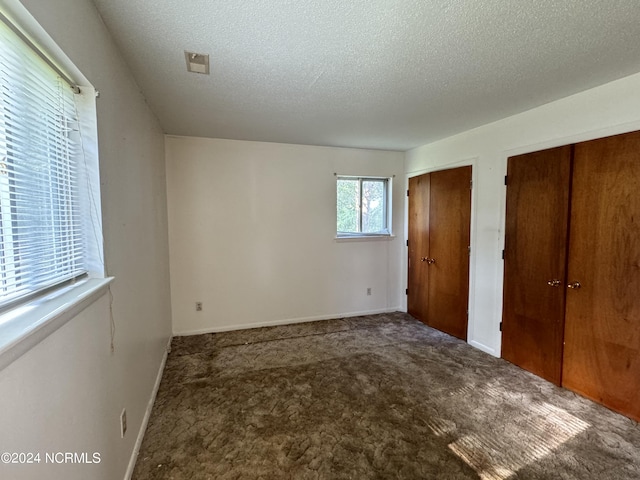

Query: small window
[[0, 15, 100, 312], [337, 176, 391, 237]]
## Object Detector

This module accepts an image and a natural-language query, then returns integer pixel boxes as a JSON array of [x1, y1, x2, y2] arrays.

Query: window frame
[[0, 13, 89, 311], [0, 4, 108, 371], [336, 175, 392, 238]]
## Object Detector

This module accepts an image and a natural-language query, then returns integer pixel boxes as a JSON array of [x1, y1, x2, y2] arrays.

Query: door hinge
[[470, 180, 473, 190], [406, 189, 410, 197], [504, 175, 508, 186], [468, 245, 471, 256], [499, 322, 503, 332], [501, 249, 505, 260], [406, 239, 409, 247], [405, 288, 409, 295]]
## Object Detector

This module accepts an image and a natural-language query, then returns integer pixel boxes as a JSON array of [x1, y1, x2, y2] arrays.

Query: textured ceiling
[[91, 0, 640, 151]]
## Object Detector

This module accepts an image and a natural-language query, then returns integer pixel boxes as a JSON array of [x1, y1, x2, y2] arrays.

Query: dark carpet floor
[[132, 312, 640, 479]]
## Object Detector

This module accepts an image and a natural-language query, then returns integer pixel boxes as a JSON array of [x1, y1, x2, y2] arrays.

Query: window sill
[[0, 277, 114, 371], [334, 234, 396, 242]]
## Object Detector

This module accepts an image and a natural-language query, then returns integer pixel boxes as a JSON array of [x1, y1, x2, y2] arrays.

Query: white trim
[[334, 234, 396, 242], [173, 307, 401, 336], [0, 277, 113, 371], [402, 157, 480, 351], [469, 340, 497, 357], [503, 120, 640, 159], [465, 158, 479, 347], [405, 156, 477, 178], [335, 174, 394, 179], [124, 337, 171, 480]]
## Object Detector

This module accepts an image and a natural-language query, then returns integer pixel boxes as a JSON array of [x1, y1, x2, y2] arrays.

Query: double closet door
[[408, 166, 471, 340], [502, 130, 640, 421]]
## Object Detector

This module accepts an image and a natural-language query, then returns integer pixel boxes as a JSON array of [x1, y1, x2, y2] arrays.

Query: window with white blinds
[[0, 18, 87, 311]]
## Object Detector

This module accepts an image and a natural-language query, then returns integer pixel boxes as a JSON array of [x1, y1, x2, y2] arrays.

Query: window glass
[[337, 177, 390, 236], [0, 18, 89, 310], [362, 179, 385, 233], [337, 178, 359, 233]]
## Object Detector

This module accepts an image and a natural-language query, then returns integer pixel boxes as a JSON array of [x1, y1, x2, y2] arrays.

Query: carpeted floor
[[132, 312, 640, 479]]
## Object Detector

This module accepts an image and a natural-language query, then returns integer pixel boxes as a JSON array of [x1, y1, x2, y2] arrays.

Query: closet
[[502, 130, 640, 421], [408, 166, 472, 340]]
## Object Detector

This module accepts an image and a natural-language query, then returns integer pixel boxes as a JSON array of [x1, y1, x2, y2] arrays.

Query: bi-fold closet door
[[502, 130, 640, 421], [502, 146, 571, 386], [407, 166, 472, 341]]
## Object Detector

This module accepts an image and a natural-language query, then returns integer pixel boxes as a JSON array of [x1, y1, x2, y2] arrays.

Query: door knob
[[567, 281, 581, 289], [426, 258, 436, 265], [547, 279, 562, 287]]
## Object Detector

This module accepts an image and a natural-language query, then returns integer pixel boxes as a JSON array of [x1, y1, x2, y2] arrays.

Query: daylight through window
[[337, 176, 390, 236], [0, 18, 90, 310]]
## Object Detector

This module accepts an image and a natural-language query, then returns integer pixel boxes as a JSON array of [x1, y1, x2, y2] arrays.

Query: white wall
[[166, 136, 404, 335], [405, 71, 640, 357], [0, 1, 172, 479]]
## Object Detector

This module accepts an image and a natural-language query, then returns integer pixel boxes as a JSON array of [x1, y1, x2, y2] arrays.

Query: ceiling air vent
[[184, 51, 210, 75]]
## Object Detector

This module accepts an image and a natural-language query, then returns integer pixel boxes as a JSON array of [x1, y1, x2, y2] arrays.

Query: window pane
[[0, 19, 87, 309], [337, 179, 359, 233], [362, 180, 385, 233]]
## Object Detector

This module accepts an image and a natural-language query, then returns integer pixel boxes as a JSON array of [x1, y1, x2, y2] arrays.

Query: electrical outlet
[[120, 409, 127, 438], [367, 288, 372, 296], [195, 302, 203, 311]]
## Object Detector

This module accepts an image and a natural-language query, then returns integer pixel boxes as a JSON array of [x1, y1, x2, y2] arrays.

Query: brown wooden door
[[562, 131, 640, 421], [427, 166, 472, 340], [407, 174, 430, 322], [501, 146, 572, 385], [407, 166, 472, 340]]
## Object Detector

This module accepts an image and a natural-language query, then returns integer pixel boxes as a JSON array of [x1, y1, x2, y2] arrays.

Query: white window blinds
[[0, 19, 87, 310]]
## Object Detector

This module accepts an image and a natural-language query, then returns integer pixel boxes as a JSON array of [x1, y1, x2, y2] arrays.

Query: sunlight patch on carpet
[[425, 417, 457, 437], [448, 396, 590, 479]]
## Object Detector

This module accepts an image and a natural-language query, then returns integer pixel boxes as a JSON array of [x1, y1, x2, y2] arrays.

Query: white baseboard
[[174, 307, 402, 337], [469, 339, 498, 358], [124, 337, 171, 480]]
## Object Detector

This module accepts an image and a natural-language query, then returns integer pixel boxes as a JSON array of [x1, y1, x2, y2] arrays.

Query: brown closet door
[[562, 131, 640, 421], [501, 146, 572, 385], [407, 174, 430, 323], [427, 166, 472, 340]]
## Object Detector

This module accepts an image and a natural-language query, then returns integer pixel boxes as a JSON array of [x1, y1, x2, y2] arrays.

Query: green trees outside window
[[337, 177, 389, 235]]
